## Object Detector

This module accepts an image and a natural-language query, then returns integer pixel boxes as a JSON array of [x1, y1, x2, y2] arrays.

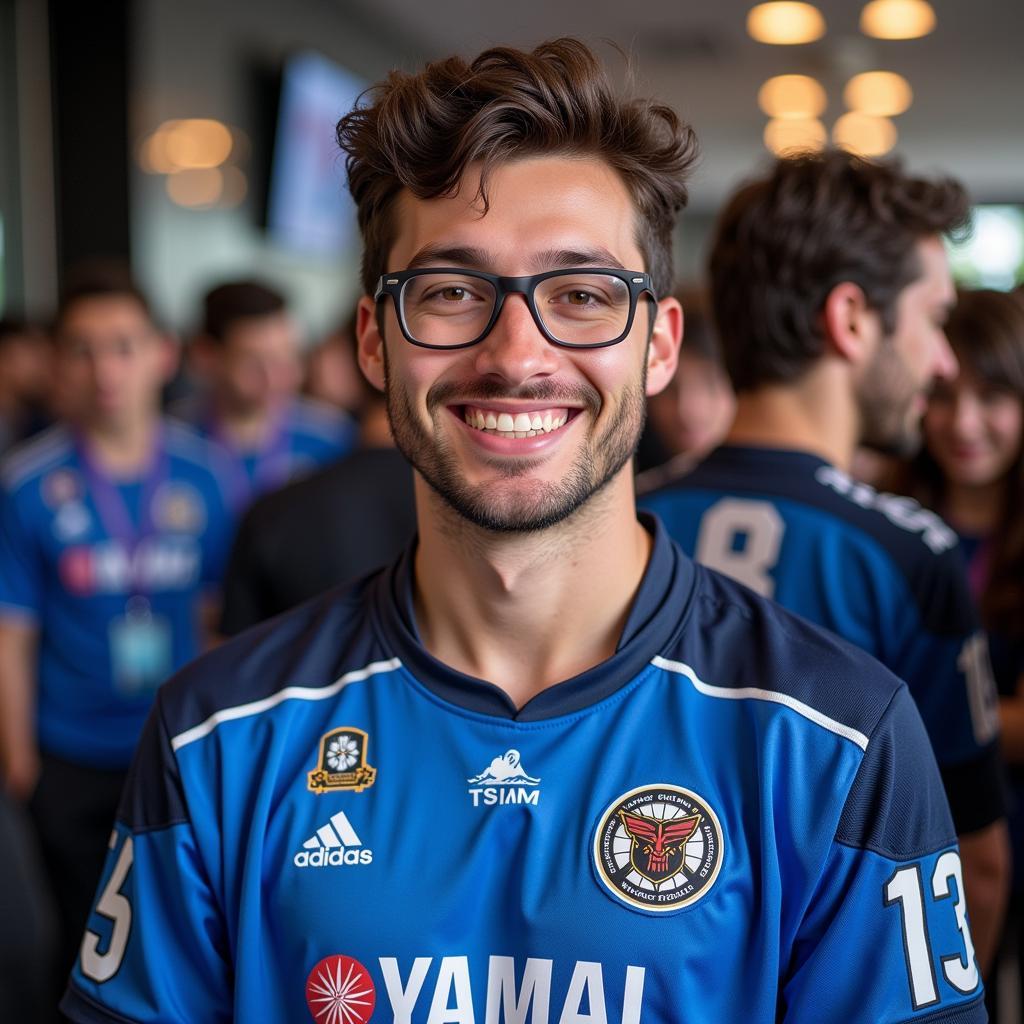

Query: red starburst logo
[[305, 955, 376, 1024]]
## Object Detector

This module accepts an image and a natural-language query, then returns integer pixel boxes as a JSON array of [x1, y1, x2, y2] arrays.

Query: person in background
[[220, 320, 415, 634], [895, 287, 1024, 1016], [635, 288, 735, 484], [304, 311, 368, 419], [641, 150, 1011, 978], [0, 316, 54, 455], [179, 279, 357, 504], [0, 266, 239, 1000]]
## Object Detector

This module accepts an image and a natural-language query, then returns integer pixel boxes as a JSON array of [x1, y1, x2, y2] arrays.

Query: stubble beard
[[856, 339, 923, 459], [383, 351, 647, 534]]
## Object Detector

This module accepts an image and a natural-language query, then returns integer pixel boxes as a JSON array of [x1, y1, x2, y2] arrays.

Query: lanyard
[[76, 428, 170, 590], [210, 408, 292, 495]]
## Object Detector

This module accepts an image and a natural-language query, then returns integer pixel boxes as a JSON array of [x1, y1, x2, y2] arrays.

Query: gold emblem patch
[[307, 727, 377, 794]]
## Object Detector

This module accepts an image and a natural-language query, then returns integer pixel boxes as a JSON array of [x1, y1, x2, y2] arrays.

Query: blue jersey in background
[[180, 396, 357, 502], [0, 422, 239, 768], [640, 444, 1005, 836], [65, 520, 984, 1022]]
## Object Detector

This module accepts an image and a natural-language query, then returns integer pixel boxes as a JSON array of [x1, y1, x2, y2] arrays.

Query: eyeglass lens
[[399, 272, 633, 347]]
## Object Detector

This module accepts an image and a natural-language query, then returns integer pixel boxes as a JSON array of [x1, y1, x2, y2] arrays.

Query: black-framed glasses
[[374, 267, 657, 350]]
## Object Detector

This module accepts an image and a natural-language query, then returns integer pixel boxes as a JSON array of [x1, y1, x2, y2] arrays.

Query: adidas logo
[[293, 811, 374, 868]]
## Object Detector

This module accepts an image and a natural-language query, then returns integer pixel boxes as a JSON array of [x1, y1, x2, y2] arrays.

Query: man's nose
[[933, 331, 959, 383], [471, 294, 560, 386]]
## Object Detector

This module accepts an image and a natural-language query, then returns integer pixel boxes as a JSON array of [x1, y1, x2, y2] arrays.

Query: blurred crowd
[[1, 175, 1023, 1021]]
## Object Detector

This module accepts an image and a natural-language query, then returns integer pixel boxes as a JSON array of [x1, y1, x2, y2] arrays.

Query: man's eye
[[440, 287, 470, 301], [567, 290, 595, 305]]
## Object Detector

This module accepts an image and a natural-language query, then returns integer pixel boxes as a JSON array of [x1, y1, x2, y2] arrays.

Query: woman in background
[[897, 286, 1024, 1017]]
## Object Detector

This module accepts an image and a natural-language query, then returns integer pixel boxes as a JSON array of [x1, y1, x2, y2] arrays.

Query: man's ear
[[158, 332, 181, 385], [356, 296, 386, 392], [645, 296, 683, 397], [821, 282, 878, 366]]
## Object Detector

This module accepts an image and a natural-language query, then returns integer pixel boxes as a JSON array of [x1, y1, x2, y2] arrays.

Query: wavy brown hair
[[896, 288, 1024, 637], [336, 38, 698, 298], [709, 149, 970, 392]]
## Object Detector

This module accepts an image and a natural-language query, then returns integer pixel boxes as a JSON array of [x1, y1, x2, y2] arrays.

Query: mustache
[[426, 378, 601, 412]]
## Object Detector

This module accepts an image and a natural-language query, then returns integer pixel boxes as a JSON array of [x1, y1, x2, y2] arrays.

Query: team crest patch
[[152, 482, 206, 533], [308, 728, 376, 794], [43, 468, 82, 508], [593, 784, 724, 913]]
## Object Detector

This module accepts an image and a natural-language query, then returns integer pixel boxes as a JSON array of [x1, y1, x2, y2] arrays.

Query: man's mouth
[[460, 405, 575, 439]]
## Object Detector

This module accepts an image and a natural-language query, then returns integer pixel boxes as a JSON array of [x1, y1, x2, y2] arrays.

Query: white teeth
[[463, 406, 572, 437]]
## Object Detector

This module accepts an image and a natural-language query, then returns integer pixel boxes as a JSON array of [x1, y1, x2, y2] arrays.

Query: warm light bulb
[[844, 72, 913, 117], [758, 75, 828, 119], [163, 119, 233, 170], [860, 0, 936, 40], [764, 117, 827, 155], [747, 2, 826, 45], [166, 168, 224, 208], [833, 112, 898, 157]]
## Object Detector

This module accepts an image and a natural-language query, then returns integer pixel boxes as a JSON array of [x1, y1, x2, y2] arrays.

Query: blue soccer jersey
[[182, 396, 357, 501], [0, 422, 239, 768], [64, 518, 984, 1022], [640, 445, 1004, 836]]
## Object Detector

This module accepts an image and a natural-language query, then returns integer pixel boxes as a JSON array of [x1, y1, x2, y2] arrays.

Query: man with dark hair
[[65, 45, 983, 1022], [0, 316, 53, 454], [0, 266, 239, 999], [179, 278, 357, 503], [642, 149, 1010, 977]]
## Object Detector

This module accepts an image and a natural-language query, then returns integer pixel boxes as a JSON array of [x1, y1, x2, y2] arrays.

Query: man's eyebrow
[[403, 245, 628, 274], [532, 248, 626, 271], [406, 245, 493, 271]]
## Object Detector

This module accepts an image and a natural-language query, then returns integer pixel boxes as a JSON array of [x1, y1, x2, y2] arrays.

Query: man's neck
[[725, 365, 859, 471], [214, 401, 280, 451], [80, 413, 159, 477], [412, 471, 652, 708]]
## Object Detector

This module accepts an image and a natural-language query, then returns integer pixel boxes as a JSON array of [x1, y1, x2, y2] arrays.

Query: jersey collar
[[371, 513, 697, 721]]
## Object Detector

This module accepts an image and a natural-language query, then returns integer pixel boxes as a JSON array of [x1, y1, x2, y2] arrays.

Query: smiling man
[[64, 42, 985, 1023]]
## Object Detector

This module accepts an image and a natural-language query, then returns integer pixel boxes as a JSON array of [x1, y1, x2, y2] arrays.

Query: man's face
[[216, 313, 302, 415], [56, 296, 170, 430], [857, 236, 958, 456], [359, 156, 680, 532]]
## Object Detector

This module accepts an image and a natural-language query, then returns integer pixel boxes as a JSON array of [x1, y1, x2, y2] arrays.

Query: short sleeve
[[782, 685, 986, 1022], [0, 483, 43, 618], [61, 699, 232, 1023]]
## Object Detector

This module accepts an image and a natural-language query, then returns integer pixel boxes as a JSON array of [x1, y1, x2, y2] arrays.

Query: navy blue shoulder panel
[[674, 562, 905, 738], [674, 563, 956, 855], [119, 573, 392, 832], [836, 684, 957, 857], [158, 571, 391, 740], [650, 446, 975, 637]]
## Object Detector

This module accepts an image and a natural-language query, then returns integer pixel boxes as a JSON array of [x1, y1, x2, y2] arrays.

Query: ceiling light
[[747, 3, 826, 45], [758, 75, 828, 119], [843, 71, 913, 116], [162, 119, 233, 170], [166, 168, 224, 208], [764, 117, 827, 156], [832, 112, 898, 157], [860, 0, 936, 40]]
